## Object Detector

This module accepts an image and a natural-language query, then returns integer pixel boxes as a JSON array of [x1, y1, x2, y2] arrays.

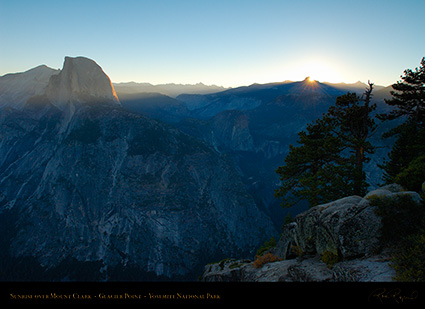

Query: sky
[[0, 0, 424, 87]]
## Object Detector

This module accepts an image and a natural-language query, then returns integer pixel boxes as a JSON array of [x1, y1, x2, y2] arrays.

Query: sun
[[292, 58, 341, 83], [274, 57, 343, 85], [304, 76, 319, 89], [310, 63, 341, 83]]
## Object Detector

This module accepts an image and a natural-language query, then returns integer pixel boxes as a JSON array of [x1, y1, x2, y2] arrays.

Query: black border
[[2, 281, 425, 306]]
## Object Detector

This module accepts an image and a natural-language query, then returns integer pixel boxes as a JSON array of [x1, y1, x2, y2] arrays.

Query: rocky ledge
[[200, 184, 422, 282]]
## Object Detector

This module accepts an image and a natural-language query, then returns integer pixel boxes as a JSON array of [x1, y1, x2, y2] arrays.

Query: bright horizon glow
[[1, 0, 424, 88], [297, 60, 341, 84]]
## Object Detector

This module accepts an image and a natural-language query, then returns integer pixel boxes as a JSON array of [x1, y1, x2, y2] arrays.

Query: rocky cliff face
[[200, 185, 422, 282], [0, 57, 275, 280], [45, 56, 120, 108]]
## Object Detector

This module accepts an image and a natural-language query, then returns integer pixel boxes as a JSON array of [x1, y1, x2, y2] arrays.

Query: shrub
[[256, 237, 276, 257], [391, 233, 425, 282], [291, 244, 304, 258], [394, 155, 425, 193], [253, 253, 282, 269], [370, 194, 425, 245], [320, 250, 340, 269], [370, 193, 425, 281]]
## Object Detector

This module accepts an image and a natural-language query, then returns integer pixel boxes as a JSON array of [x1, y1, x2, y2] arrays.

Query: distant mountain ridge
[[177, 78, 349, 119], [113, 81, 229, 98]]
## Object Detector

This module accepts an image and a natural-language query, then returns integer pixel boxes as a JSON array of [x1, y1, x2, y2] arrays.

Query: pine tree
[[378, 57, 425, 124], [325, 82, 376, 195], [275, 82, 376, 208], [380, 120, 425, 183], [378, 57, 425, 183], [274, 118, 352, 208]]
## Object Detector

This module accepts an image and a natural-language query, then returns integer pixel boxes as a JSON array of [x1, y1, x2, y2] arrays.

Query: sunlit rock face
[[45, 56, 120, 108], [0, 56, 119, 111]]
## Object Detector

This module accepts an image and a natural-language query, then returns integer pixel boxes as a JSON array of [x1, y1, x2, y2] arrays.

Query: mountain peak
[[45, 56, 120, 108], [0, 64, 60, 109]]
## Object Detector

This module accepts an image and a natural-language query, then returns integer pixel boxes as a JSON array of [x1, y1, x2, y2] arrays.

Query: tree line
[[275, 57, 425, 209]]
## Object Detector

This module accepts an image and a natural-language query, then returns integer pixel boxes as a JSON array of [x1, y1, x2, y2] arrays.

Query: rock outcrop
[[200, 185, 422, 282], [201, 254, 395, 282], [279, 195, 381, 260]]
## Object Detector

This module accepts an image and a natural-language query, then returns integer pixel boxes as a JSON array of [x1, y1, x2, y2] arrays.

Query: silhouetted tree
[[275, 82, 376, 208], [326, 81, 376, 195], [274, 118, 351, 208], [379, 57, 425, 124], [378, 57, 425, 184]]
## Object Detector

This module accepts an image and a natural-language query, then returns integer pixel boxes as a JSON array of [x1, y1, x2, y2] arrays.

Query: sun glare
[[310, 62, 336, 82], [290, 59, 341, 83]]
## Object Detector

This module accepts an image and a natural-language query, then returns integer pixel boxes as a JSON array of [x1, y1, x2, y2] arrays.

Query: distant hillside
[[117, 92, 189, 123], [113, 82, 229, 98], [174, 79, 396, 229]]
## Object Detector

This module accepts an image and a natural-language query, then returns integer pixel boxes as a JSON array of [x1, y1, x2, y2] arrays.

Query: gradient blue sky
[[1, 0, 424, 87]]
